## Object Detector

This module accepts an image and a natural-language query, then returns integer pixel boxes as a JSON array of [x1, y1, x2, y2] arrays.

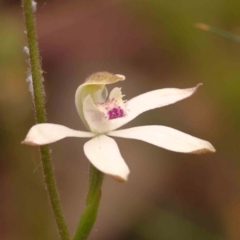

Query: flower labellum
[[22, 72, 216, 182]]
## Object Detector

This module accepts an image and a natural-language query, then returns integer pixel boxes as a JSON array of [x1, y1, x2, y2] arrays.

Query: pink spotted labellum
[[22, 72, 215, 181]]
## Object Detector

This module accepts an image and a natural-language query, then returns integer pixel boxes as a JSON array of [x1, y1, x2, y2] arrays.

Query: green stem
[[73, 164, 104, 240], [21, 1, 70, 239]]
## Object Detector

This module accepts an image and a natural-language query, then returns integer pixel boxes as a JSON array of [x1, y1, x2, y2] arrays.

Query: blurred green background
[[1, 0, 240, 239]]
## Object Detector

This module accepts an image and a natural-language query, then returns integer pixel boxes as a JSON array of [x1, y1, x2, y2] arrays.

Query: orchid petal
[[81, 83, 203, 134], [109, 87, 124, 101], [22, 123, 94, 146], [83, 95, 109, 133], [108, 125, 215, 153], [108, 84, 203, 131], [84, 135, 130, 181]]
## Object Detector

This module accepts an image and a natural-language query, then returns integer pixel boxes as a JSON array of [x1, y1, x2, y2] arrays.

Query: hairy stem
[[73, 164, 104, 240], [22, 1, 70, 239]]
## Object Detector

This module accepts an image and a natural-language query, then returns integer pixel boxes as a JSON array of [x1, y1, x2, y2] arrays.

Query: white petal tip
[[111, 173, 129, 182], [209, 144, 216, 153], [21, 139, 39, 146], [190, 143, 216, 154], [115, 74, 125, 81], [192, 83, 203, 95]]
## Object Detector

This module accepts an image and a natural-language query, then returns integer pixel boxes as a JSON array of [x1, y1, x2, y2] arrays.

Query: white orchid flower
[[22, 72, 215, 182]]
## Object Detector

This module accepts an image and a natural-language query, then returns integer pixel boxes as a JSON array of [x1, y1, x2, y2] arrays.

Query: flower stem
[[22, 1, 70, 239], [73, 164, 104, 240]]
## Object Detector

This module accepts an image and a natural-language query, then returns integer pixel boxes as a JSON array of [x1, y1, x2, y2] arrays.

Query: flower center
[[97, 99, 126, 120], [108, 107, 124, 120]]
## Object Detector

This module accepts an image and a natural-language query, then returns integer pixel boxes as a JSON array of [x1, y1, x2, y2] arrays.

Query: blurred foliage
[[135, 210, 224, 240]]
